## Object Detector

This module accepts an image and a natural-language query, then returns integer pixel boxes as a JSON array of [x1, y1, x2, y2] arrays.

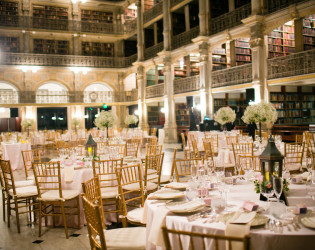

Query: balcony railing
[[265, 0, 308, 14], [0, 15, 127, 35], [120, 89, 138, 102], [144, 42, 164, 60], [170, 0, 192, 8], [174, 75, 200, 94], [125, 19, 137, 33], [0, 53, 137, 68], [210, 3, 251, 35], [268, 49, 315, 80], [211, 64, 252, 88], [143, 0, 163, 24], [0, 90, 19, 104], [83, 91, 115, 103], [146, 84, 165, 98], [172, 26, 199, 50]]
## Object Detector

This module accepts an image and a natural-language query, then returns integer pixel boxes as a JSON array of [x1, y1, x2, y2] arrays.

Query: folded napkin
[[164, 182, 188, 190], [148, 206, 170, 247], [147, 190, 185, 200], [225, 212, 255, 250], [64, 166, 74, 183]]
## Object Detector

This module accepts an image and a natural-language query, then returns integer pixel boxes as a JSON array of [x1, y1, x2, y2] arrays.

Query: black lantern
[[260, 136, 284, 181], [85, 134, 97, 157]]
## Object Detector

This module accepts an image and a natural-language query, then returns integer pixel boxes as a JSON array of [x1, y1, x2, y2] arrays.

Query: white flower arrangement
[[21, 118, 34, 127], [71, 118, 80, 126], [214, 107, 236, 125], [124, 115, 138, 125], [94, 110, 117, 129], [242, 102, 278, 125]]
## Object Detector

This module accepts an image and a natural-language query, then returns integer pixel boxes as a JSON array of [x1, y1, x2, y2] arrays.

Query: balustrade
[[145, 84, 165, 98], [267, 49, 315, 80], [172, 26, 199, 50], [0, 90, 19, 104], [144, 42, 164, 60], [174, 75, 200, 94], [211, 64, 252, 88], [143, 0, 163, 24], [264, 0, 307, 14], [83, 91, 114, 103]]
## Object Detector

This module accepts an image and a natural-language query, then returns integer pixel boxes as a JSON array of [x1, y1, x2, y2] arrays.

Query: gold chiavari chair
[[191, 139, 201, 158], [203, 139, 215, 165], [254, 130, 268, 140], [0, 168, 7, 221], [151, 127, 157, 136], [32, 161, 80, 238], [55, 140, 67, 151], [295, 134, 304, 145], [174, 158, 203, 182], [92, 159, 122, 221], [82, 193, 146, 250], [148, 136, 158, 146], [162, 227, 250, 250], [226, 135, 239, 146], [0, 160, 38, 233], [77, 138, 87, 146], [204, 134, 219, 156], [232, 143, 253, 160], [181, 133, 190, 159], [146, 144, 163, 155], [124, 142, 140, 157], [21, 148, 41, 180], [143, 153, 162, 196], [237, 155, 261, 172], [284, 143, 305, 173], [82, 177, 102, 205], [156, 152, 170, 184], [66, 145, 85, 156], [115, 163, 145, 227]]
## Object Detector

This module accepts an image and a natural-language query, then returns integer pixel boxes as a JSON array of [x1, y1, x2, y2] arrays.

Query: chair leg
[[77, 196, 80, 229], [14, 198, 20, 233], [38, 201, 42, 237], [7, 196, 10, 228], [52, 205, 55, 227], [60, 201, 69, 239], [2, 192, 5, 222]]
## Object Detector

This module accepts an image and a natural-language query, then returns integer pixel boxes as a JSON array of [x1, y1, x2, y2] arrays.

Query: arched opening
[[83, 82, 114, 103], [0, 82, 19, 104], [36, 81, 69, 104]]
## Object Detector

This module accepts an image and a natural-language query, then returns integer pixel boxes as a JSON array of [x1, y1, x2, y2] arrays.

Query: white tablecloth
[[2, 142, 31, 170], [145, 183, 315, 250]]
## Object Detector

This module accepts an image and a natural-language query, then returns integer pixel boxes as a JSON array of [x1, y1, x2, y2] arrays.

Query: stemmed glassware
[[260, 178, 275, 210], [191, 165, 198, 182], [273, 176, 283, 202]]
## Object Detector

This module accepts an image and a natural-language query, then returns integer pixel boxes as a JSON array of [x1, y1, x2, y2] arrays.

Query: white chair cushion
[[101, 187, 118, 199], [40, 189, 80, 201], [9, 185, 38, 198], [104, 227, 146, 250], [14, 179, 35, 188], [215, 163, 235, 168], [27, 175, 35, 180], [150, 174, 171, 184], [127, 207, 144, 224], [286, 164, 301, 171], [123, 181, 157, 191]]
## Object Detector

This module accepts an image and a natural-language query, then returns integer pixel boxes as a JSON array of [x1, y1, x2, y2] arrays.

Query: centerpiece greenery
[[124, 114, 138, 128], [21, 118, 34, 136], [214, 107, 236, 131], [94, 110, 117, 138]]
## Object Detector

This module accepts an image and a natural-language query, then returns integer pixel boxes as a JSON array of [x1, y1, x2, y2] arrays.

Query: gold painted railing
[[174, 75, 200, 94], [267, 49, 315, 80], [146, 84, 165, 98], [211, 64, 252, 88], [144, 42, 164, 60], [143, 0, 164, 24], [172, 26, 199, 50]]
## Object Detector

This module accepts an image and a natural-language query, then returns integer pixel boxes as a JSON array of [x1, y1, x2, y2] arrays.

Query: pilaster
[[118, 73, 127, 128], [163, 0, 171, 51], [136, 0, 144, 61], [136, 64, 148, 129], [198, 0, 209, 36]]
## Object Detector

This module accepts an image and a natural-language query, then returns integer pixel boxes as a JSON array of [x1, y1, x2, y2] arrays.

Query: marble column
[[228, 0, 235, 12], [251, 0, 262, 15], [163, 0, 171, 51], [198, 0, 209, 36], [118, 73, 127, 128], [163, 55, 177, 143], [136, 64, 148, 129], [22, 0, 30, 15], [23, 32, 30, 53], [136, 0, 144, 61]]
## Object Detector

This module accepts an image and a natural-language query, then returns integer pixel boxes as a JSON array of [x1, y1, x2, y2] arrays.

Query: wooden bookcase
[[0, 36, 19, 52], [174, 55, 200, 79], [235, 38, 251, 65], [0, 1, 18, 16], [176, 103, 190, 127], [82, 42, 114, 57], [81, 9, 113, 23], [268, 21, 295, 58], [33, 5, 68, 19], [270, 86, 315, 124], [303, 14, 315, 51], [33, 39, 69, 54], [212, 44, 228, 71], [146, 68, 156, 86], [147, 106, 165, 126], [146, 65, 164, 86]]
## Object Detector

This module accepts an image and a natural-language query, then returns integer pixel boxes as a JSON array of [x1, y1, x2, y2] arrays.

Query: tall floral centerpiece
[[71, 118, 80, 133], [242, 102, 278, 138], [125, 114, 138, 128], [94, 110, 118, 139], [21, 118, 34, 136], [214, 107, 236, 131]]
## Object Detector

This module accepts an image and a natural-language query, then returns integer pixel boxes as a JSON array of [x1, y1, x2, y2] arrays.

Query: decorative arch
[[36, 80, 69, 104], [0, 81, 19, 104], [81, 81, 115, 92], [35, 79, 71, 92], [124, 73, 137, 91], [83, 81, 115, 103]]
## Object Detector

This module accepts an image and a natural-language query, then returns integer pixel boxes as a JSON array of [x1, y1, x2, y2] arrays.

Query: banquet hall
[[0, 0, 315, 249]]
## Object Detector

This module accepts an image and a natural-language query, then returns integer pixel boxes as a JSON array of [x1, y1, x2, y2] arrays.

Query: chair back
[[203, 139, 215, 163], [204, 134, 219, 154], [82, 177, 103, 205], [32, 162, 63, 199], [144, 153, 162, 189], [174, 158, 203, 182], [191, 140, 200, 158], [162, 227, 250, 250], [21, 148, 41, 179], [82, 195, 106, 250], [295, 134, 303, 144], [232, 143, 253, 163], [124, 142, 139, 157], [146, 145, 162, 155], [151, 128, 157, 136], [180, 133, 186, 148], [0, 160, 16, 195], [284, 143, 305, 165], [237, 155, 260, 172], [226, 135, 239, 146], [66, 145, 85, 156]]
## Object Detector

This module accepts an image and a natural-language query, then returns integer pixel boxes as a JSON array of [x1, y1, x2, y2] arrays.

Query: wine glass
[[260, 180, 275, 210], [306, 157, 313, 174], [191, 165, 198, 182], [273, 176, 283, 202]]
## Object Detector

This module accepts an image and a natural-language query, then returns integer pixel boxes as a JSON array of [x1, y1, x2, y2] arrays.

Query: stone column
[[184, 5, 190, 31], [23, 31, 30, 53], [118, 73, 127, 128], [163, 54, 177, 143], [198, 0, 209, 36], [136, 64, 148, 129], [251, 0, 262, 15], [22, 0, 30, 15], [294, 18, 304, 52], [136, 0, 144, 61], [72, 1, 79, 20], [73, 36, 79, 55], [163, 0, 171, 51], [228, 0, 235, 12], [230, 40, 236, 67]]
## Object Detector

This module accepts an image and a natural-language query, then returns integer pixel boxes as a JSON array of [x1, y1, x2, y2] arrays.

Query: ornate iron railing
[[143, 0, 163, 24], [268, 49, 315, 80], [0, 90, 19, 104], [83, 91, 114, 103], [174, 75, 200, 94], [264, 0, 308, 14], [172, 26, 199, 50], [145, 84, 164, 98], [209, 3, 251, 35], [36, 90, 69, 104], [0, 52, 137, 68], [125, 19, 137, 33], [144, 42, 164, 60], [211, 64, 252, 88], [120, 89, 138, 102]]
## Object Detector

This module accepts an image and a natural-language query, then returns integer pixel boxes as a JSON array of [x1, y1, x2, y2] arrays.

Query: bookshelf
[[146, 65, 164, 86], [33, 5, 68, 19], [147, 106, 165, 126], [270, 86, 315, 124], [212, 44, 228, 71], [303, 14, 315, 51], [175, 103, 190, 126], [268, 21, 295, 58], [82, 42, 114, 57], [235, 38, 251, 65], [146, 68, 156, 86], [81, 9, 113, 23], [123, 6, 136, 21], [0, 1, 18, 16], [0, 37, 19, 52], [174, 55, 200, 79], [33, 39, 69, 54]]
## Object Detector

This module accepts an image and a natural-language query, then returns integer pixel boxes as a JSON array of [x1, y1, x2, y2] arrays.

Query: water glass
[[191, 165, 198, 182], [273, 176, 283, 201]]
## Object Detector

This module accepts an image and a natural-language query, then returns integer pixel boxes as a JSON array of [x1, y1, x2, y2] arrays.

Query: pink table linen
[[2, 142, 31, 170]]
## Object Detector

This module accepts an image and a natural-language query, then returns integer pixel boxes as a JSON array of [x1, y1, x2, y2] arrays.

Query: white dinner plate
[[148, 190, 185, 200], [301, 216, 315, 229], [166, 200, 206, 214]]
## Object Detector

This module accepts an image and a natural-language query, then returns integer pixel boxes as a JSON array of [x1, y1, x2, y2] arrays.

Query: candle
[[265, 171, 269, 182], [88, 147, 92, 156]]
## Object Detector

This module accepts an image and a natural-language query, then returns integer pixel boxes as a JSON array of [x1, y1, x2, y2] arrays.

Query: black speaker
[[186, 96, 193, 108], [246, 89, 255, 104]]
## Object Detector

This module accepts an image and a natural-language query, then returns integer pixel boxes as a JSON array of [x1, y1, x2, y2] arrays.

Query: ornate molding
[[249, 37, 264, 48]]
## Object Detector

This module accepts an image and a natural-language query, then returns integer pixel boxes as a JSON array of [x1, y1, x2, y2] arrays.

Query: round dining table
[[1, 142, 32, 170], [144, 181, 315, 250]]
